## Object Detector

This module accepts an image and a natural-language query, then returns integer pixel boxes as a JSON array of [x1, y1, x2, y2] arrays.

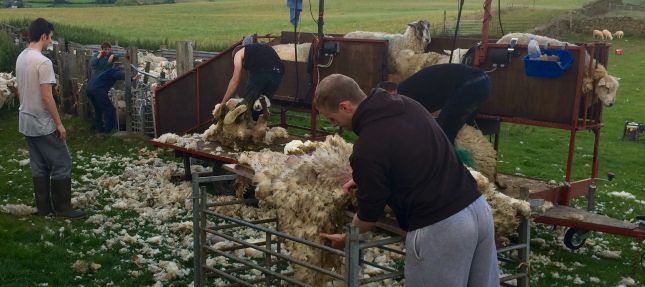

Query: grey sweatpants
[[405, 196, 499, 287], [25, 132, 72, 180]]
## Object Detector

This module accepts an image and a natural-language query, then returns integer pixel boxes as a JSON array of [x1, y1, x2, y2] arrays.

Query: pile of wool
[[0, 203, 36, 216], [201, 100, 288, 151], [468, 168, 531, 247], [237, 134, 353, 285], [455, 125, 505, 189], [71, 260, 102, 274], [153, 132, 201, 150], [0, 72, 17, 109], [137, 52, 177, 81]]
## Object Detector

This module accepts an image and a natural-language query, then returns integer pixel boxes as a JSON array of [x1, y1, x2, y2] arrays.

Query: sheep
[[0, 72, 17, 110], [613, 30, 624, 39], [235, 134, 532, 285], [344, 20, 431, 74], [237, 134, 353, 286], [602, 29, 613, 41], [469, 168, 531, 247], [272, 42, 311, 62], [201, 99, 289, 150], [388, 48, 472, 82], [455, 125, 507, 190], [389, 49, 450, 82], [497, 33, 620, 107], [592, 29, 604, 40]]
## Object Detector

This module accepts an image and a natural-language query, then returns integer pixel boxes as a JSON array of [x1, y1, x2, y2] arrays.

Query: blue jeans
[[86, 88, 116, 133]]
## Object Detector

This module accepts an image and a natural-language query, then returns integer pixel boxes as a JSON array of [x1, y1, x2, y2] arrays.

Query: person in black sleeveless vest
[[221, 35, 285, 117], [378, 64, 491, 144]]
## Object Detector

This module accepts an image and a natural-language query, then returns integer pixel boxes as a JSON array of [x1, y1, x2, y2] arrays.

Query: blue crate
[[523, 49, 574, 78]]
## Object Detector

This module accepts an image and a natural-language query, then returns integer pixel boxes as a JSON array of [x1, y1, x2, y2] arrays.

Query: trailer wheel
[[563, 228, 590, 250]]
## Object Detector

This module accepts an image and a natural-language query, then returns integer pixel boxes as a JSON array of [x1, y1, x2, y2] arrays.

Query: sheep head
[[596, 75, 620, 107], [408, 20, 431, 47]]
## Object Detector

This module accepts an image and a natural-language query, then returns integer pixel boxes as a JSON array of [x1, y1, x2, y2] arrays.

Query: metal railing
[[191, 171, 531, 286]]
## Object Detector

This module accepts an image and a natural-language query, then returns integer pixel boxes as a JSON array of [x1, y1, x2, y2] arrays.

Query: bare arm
[[41, 83, 66, 142], [221, 49, 244, 104], [352, 213, 376, 232]]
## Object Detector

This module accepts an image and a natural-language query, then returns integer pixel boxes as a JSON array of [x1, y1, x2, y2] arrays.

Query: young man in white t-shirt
[[15, 18, 84, 218]]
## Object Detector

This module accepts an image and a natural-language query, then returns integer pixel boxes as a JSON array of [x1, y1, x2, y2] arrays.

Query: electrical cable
[[497, 0, 504, 36], [449, 0, 465, 64]]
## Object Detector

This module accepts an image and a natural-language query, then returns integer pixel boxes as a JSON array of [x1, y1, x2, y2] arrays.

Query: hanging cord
[[449, 0, 465, 63], [497, 0, 504, 36], [309, 0, 318, 26]]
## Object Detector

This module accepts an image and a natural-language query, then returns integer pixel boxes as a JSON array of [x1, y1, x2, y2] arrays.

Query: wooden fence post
[[176, 40, 194, 76], [125, 46, 138, 132], [443, 10, 447, 34]]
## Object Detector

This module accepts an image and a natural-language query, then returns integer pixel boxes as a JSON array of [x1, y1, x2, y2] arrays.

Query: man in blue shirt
[[86, 67, 125, 134], [90, 42, 116, 79]]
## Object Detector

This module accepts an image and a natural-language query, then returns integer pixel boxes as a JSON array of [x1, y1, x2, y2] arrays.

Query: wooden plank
[[535, 205, 641, 232]]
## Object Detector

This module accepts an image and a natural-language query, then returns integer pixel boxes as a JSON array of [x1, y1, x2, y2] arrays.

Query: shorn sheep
[[497, 33, 620, 107], [201, 99, 288, 151], [613, 30, 624, 39], [592, 29, 604, 40], [602, 29, 613, 41], [344, 20, 431, 74]]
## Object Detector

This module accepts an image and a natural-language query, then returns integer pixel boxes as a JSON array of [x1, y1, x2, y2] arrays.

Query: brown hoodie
[[350, 88, 481, 231]]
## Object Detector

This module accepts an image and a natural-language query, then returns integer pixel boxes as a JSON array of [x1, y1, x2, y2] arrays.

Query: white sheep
[[497, 33, 620, 107], [0, 72, 17, 110], [592, 29, 604, 40], [344, 20, 431, 74], [602, 29, 613, 41], [388, 48, 471, 82], [271, 42, 311, 62], [455, 125, 506, 190], [613, 30, 624, 39], [389, 49, 450, 82]]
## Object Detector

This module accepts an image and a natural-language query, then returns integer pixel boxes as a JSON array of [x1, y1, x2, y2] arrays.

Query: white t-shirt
[[16, 48, 57, 136]]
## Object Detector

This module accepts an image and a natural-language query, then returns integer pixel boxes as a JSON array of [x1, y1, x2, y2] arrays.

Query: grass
[[1, 0, 593, 51]]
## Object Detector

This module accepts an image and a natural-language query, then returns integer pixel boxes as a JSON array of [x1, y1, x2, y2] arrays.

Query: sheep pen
[[496, 33, 620, 108]]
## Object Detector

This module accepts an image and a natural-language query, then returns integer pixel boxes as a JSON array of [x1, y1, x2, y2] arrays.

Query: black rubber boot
[[51, 178, 85, 219], [32, 177, 53, 216]]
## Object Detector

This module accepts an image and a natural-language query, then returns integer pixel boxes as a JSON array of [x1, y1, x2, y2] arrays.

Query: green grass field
[[1, 0, 594, 50]]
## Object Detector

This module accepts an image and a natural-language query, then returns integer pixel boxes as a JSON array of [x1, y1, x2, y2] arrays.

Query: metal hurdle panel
[[191, 172, 405, 287], [191, 171, 531, 286]]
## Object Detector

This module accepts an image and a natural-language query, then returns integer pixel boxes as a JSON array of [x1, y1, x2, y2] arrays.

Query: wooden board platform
[[535, 205, 645, 238], [497, 174, 559, 198], [150, 135, 300, 164]]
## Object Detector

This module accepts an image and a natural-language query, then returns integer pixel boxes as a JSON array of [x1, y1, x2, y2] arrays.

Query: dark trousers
[[86, 88, 116, 133], [25, 132, 72, 180], [437, 75, 491, 143], [243, 71, 283, 120]]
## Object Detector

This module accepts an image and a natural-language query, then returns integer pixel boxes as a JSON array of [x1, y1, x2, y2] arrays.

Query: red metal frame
[[474, 1, 644, 242]]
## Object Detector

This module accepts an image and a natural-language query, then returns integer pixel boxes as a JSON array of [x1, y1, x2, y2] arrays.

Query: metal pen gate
[[191, 171, 531, 287]]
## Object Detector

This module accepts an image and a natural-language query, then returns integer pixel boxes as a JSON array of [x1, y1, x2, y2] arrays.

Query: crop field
[[1, 0, 594, 50]]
